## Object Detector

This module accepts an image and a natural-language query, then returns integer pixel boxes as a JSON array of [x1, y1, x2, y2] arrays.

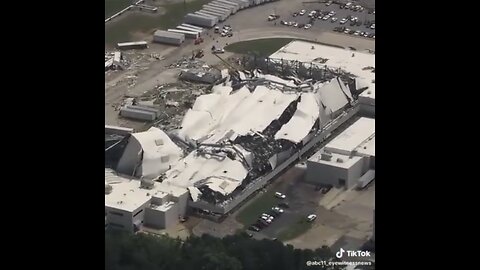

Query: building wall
[[105, 207, 134, 232], [116, 137, 142, 176], [172, 191, 189, 217], [144, 204, 179, 229], [305, 161, 349, 187], [347, 158, 365, 188]]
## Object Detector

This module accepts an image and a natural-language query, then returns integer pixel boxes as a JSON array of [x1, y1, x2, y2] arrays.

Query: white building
[[306, 117, 375, 188], [105, 169, 189, 232], [269, 40, 375, 117]]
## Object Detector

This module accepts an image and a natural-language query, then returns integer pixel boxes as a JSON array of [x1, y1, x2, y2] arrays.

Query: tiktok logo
[[336, 248, 345, 258]]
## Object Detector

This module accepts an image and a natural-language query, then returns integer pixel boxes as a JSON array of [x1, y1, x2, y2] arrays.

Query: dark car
[[292, 12, 299, 17], [248, 225, 260, 232], [278, 202, 290, 208], [298, 23, 305, 28], [227, 32, 233, 37]]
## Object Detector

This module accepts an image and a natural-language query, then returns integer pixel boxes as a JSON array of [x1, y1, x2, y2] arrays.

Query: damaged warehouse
[[106, 68, 360, 232]]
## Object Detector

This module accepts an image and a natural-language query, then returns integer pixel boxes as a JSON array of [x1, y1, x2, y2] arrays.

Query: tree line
[[105, 230, 348, 270]]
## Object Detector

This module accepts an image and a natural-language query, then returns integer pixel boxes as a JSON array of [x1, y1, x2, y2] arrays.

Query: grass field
[[105, 0, 210, 46], [225, 38, 294, 57], [235, 190, 280, 226], [278, 218, 313, 241], [105, 0, 132, 18]]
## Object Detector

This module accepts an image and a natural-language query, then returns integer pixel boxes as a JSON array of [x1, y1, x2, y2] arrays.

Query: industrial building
[[153, 30, 185, 45], [269, 40, 375, 117], [306, 117, 375, 189], [106, 41, 373, 232]]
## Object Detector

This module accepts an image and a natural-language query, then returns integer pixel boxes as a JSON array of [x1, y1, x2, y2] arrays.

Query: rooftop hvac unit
[[105, 184, 113, 194], [141, 179, 155, 189], [320, 152, 332, 161], [336, 158, 344, 163], [155, 139, 164, 146]]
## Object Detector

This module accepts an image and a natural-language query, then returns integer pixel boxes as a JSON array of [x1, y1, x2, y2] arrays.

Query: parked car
[[343, 28, 351, 34], [340, 18, 348, 24], [248, 225, 260, 232], [304, 23, 312, 29], [292, 12, 299, 17], [326, 0, 333, 6], [298, 23, 305, 28], [293, 22, 299, 27], [299, 9, 306, 16], [331, 17, 338, 22], [214, 26, 220, 33], [212, 48, 225, 54], [354, 30, 361, 36], [307, 214, 317, 222], [275, 192, 286, 199], [281, 20, 288, 25], [272, 207, 284, 214], [322, 15, 330, 20], [370, 24, 375, 29]]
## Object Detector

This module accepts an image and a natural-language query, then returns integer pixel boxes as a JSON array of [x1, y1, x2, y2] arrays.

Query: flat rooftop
[[105, 180, 169, 212], [357, 136, 375, 157], [325, 117, 375, 156], [309, 151, 363, 169], [269, 40, 375, 100]]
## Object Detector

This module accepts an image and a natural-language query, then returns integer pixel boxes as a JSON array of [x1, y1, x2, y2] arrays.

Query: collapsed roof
[[160, 74, 354, 203], [116, 127, 183, 179]]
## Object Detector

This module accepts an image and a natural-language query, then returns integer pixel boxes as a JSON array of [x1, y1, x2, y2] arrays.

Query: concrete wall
[[306, 161, 349, 187], [347, 158, 365, 188], [172, 191, 189, 217], [116, 137, 142, 177], [105, 207, 134, 232], [144, 204, 179, 229]]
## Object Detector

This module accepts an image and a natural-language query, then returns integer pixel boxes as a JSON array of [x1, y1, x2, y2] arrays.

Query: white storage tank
[[153, 30, 185, 45]]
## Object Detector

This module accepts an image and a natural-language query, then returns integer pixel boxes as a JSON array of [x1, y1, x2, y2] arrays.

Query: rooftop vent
[[155, 139, 164, 146], [105, 184, 113, 194], [320, 152, 332, 161], [336, 158, 344, 163], [141, 179, 155, 190]]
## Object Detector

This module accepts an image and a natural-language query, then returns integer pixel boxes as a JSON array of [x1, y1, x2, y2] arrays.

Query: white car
[[212, 48, 225, 54], [307, 214, 317, 222], [304, 23, 312, 29], [322, 15, 330, 20], [343, 28, 351, 34], [331, 17, 338, 22], [326, 0, 333, 6], [354, 30, 361, 36], [370, 24, 375, 29], [351, 16, 358, 22], [299, 9, 306, 16], [329, 11, 336, 16], [340, 18, 348, 24], [272, 207, 284, 213], [308, 11, 316, 17], [293, 22, 299, 27], [275, 192, 286, 199]]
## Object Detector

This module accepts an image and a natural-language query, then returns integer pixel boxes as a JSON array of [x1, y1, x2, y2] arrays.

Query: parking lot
[[274, 1, 375, 39], [241, 165, 329, 240]]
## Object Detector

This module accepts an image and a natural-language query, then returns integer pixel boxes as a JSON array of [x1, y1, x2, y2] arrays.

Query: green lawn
[[105, 0, 211, 46], [278, 218, 313, 241], [224, 38, 294, 57], [236, 190, 280, 226]]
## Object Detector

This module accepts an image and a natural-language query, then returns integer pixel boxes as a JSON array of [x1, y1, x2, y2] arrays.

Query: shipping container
[[199, 9, 228, 21], [197, 9, 227, 21], [204, 4, 233, 15], [184, 13, 218, 28], [228, 0, 249, 9], [180, 24, 205, 32], [117, 41, 148, 50], [167, 29, 199, 39], [209, 2, 237, 13], [153, 30, 185, 45], [213, 0, 240, 12], [176, 25, 204, 35]]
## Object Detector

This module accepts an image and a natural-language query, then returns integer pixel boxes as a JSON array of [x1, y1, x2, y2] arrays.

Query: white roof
[[325, 117, 375, 156], [309, 152, 363, 169], [356, 136, 375, 157], [275, 92, 319, 143], [105, 180, 168, 212], [270, 40, 375, 100]]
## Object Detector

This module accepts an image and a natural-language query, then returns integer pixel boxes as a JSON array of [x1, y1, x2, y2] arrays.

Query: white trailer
[[153, 30, 185, 45], [176, 25, 204, 35], [184, 13, 218, 28], [213, 0, 240, 12], [167, 29, 199, 39], [198, 9, 228, 21], [204, 3, 233, 14], [180, 24, 205, 32], [203, 5, 232, 16], [117, 41, 148, 50], [208, 2, 236, 14], [228, 0, 249, 9]]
